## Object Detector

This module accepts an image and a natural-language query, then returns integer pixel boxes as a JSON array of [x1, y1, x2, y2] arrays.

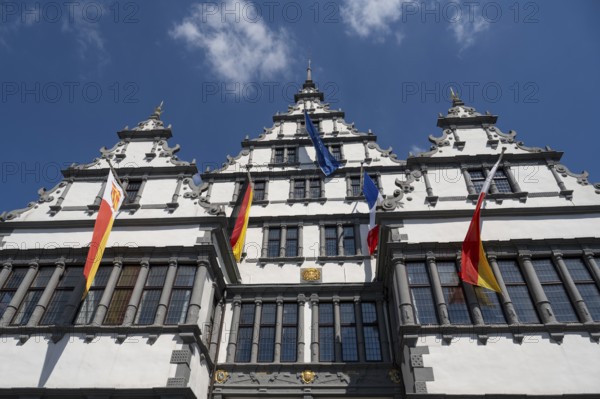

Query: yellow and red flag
[[229, 177, 253, 262], [460, 151, 504, 293], [82, 169, 124, 297]]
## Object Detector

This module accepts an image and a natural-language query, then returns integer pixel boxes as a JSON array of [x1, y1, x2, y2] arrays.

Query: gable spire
[[303, 59, 315, 89]]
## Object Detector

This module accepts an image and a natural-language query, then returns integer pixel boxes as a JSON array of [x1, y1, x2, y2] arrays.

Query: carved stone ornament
[[302, 268, 321, 281], [214, 370, 229, 384], [300, 370, 316, 384], [388, 369, 402, 384]]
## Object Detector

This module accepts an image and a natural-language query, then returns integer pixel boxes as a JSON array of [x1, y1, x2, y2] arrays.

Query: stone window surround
[[224, 291, 391, 364], [269, 145, 300, 166], [231, 178, 269, 204], [84, 173, 186, 213], [226, 295, 306, 364], [0, 256, 218, 334], [461, 163, 527, 203], [345, 172, 382, 200], [392, 249, 600, 343], [288, 177, 325, 202], [318, 221, 362, 259], [259, 223, 304, 262]]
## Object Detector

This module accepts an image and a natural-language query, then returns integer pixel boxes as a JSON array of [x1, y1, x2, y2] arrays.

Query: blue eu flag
[[304, 111, 340, 176]]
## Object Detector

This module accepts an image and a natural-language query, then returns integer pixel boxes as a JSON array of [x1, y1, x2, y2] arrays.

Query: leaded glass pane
[[57, 267, 83, 288], [285, 228, 298, 257], [351, 177, 361, 196], [325, 227, 338, 256], [533, 259, 560, 282], [340, 303, 355, 324], [12, 291, 42, 325], [145, 266, 168, 287], [261, 303, 276, 324], [173, 266, 196, 286], [294, 180, 305, 198], [497, 260, 525, 283], [3, 268, 27, 289], [309, 179, 321, 198], [578, 284, 600, 321], [319, 303, 333, 324], [343, 226, 356, 255], [274, 148, 284, 163], [443, 287, 471, 324], [41, 290, 72, 325], [75, 290, 104, 325], [135, 290, 162, 325], [363, 326, 382, 361], [104, 289, 132, 325], [257, 327, 275, 362], [564, 258, 593, 281], [506, 285, 539, 323], [282, 303, 297, 324], [341, 326, 358, 361], [268, 228, 281, 258], [319, 326, 334, 362], [406, 262, 430, 285], [361, 302, 377, 324], [254, 181, 265, 201], [281, 327, 297, 362], [235, 327, 253, 362], [474, 286, 506, 324], [437, 261, 460, 285], [31, 267, 54, 288], [239, 303, 255, 325], [543, 285, 578, 322], [411, 287, 438, 324], [165, 289, 191, 325]]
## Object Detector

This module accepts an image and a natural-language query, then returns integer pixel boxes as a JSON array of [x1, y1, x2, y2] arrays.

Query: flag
[[229, 177, 253, 262], [459, 152, 504, 293], [83, 169, 124, 297], [304, 110, 340, 176], [362, 172, 383, 255]]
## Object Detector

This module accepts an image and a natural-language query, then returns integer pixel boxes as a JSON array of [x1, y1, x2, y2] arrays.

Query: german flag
[[83, 168, 124, 298], [229, 177, 253, 262], [459, 150, 504, 293]]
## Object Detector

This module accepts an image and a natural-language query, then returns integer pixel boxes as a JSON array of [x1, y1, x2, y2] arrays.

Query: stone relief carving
[[182, 178, 223, 215], [381, 172, 415, 210], [367, 141, 403, 163], [0, 180, 66, 221]]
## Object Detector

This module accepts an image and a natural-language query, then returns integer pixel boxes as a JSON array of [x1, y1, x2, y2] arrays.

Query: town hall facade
[[1, 67, 599, 398]]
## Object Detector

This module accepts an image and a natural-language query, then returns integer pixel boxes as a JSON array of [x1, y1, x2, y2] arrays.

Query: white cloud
[[340, 0, 407, 42], [410, 145, 427, 155], [0, 1, 108, 72], [61, 5, 110, 72], [170, 2, 291, 82], [447, 6, 490, 52]]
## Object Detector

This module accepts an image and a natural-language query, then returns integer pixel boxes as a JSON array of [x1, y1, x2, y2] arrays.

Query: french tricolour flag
[[362, 172, 383, 255]]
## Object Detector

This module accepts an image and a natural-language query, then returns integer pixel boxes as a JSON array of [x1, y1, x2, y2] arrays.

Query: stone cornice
[[61, 165, 198, 179], [407, 151, 563, 166], [241, 134, 376, 147], [377, 204, 600, 222]]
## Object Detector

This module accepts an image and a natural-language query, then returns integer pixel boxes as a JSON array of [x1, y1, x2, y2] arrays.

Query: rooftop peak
[[449, 87, 464, 107], [303, 59, 315, 89], [133, 101, 166, 131]]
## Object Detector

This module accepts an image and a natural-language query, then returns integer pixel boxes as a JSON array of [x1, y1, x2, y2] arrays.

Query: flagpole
[[106, 158, 124, 188], [359, 161, 365, 192]]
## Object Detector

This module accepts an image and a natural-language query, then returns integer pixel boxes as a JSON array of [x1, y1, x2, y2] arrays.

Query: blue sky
[[1, 0, 599, 213]]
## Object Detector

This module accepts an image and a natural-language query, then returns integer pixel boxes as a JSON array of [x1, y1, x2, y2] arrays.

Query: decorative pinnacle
[[307, 59, 312, 81], [150, 100, 164, 120], [449, 87, 464, 106]]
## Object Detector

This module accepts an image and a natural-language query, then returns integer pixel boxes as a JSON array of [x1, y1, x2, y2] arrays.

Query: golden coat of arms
[[302, 268, 321, 281], [300, 369, 316, 384], [214, 370, 229, 384]]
